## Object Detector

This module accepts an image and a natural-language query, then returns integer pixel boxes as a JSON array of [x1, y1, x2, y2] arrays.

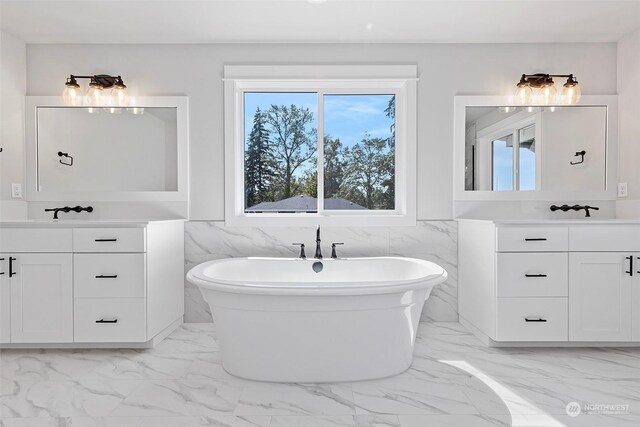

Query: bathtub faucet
[[315, 225, 323, 259]]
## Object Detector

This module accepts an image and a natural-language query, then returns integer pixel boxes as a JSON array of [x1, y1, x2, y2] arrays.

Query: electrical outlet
[[11, 183, 22, 199], [618, 182, 628, 198]]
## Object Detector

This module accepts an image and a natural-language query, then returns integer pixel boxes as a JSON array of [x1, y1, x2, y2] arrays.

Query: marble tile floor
[[1, 322, 639, 427]]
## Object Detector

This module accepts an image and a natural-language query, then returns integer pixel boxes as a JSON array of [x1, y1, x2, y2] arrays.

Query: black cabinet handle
[[626, 256, 633, 276], [525, 274, 548, 278], [8, 257, 16, 277], [637, 257, 640, 275], [525, 318, 547, 322], [524, 238, 547, 241], [95, 319, 118, 323], [95, 275, 118, 279], [0, 257, 4, 275], [95, 238, 117, 242]]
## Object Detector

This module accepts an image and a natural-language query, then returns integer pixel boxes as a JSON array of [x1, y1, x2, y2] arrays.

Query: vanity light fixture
[[514, 73, 581, 106], [63, 74, 130, 108]]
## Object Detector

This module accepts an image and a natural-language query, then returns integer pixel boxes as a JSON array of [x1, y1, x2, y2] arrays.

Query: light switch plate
[[617, 182, 628, 198], [11, 183, 22, 199]]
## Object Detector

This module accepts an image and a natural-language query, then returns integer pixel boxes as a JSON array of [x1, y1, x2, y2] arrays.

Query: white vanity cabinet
[[0, 228, 74, 343], [0, 220, 184, 348], [459, 219, 640, 346], [568, 252, 634, 341]]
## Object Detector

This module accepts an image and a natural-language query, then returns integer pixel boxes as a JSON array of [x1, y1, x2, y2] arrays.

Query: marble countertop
[[456, 217, 640, 225], [0, 218, 186, 227]]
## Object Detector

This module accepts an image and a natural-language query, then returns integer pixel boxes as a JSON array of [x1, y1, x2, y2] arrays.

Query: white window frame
[[476, 113, 541, 192], [224, 65, 417, 227]]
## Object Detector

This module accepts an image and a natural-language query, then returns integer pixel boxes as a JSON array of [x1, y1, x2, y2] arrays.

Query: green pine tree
[[244, 107, 275, 208]]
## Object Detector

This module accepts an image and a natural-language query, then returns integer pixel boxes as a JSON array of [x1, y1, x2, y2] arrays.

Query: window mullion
[[317, 90, 325, 214]]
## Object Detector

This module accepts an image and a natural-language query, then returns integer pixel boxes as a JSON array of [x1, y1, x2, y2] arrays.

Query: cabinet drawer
[[73, 228, 146, 253], [74, 298, 146, 342], [0, 228, 72, 253], [496, 227, 568, 252], [74, 254, 145, 298], [496, 298, 568, 341], [497, 253, 568, 297], [569, 226, 640, 252]]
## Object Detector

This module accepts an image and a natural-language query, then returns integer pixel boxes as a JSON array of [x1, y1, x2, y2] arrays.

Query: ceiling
[[1, 0, 639, 44]]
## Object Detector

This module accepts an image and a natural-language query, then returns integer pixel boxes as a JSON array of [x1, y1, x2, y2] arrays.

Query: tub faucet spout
[[315, 225, 322, 259]]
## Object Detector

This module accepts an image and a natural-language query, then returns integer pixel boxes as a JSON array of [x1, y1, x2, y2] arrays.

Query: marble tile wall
[[184, 221, 458, 323]]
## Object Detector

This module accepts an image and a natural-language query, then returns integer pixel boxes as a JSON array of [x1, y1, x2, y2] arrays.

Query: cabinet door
[[0, 255, 10, 343], [569, 252, 632, 341], [10, 254, 73, 343]]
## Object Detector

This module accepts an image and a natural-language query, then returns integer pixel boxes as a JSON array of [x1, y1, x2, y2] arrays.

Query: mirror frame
[[25, 96, 189, 202], [453, 95, 618, 201]]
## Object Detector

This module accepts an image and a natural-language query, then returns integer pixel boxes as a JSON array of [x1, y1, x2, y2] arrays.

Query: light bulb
[[85, 82, 105, 106], [63, 80, 82, 106], [537, 82, 557, 105], [109, 77, 129, 107], [126, 107, 145, 115], [514, 84, 532, 105], [561, 82, 581, 105]]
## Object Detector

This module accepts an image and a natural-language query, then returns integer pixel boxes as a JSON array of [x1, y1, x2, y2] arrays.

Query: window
[[478, 113, 538, 192], [224, 66, 417, 226], [491, 134, 514, 191]]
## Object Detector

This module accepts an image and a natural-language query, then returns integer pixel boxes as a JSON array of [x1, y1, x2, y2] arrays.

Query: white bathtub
[[186, 256, 447, 382]]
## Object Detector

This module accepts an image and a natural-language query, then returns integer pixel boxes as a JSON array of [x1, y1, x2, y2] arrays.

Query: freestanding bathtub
[[186, 256, 447, 382]]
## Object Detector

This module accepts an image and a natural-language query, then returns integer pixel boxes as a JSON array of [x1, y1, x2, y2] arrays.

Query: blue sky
[[493, 138, 536, 191], [244, 92, 394, 151]]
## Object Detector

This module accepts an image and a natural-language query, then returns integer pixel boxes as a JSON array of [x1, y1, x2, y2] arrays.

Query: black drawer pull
[[95, 319, 118, 323], [524, 238, 547, 241], [95, 275, 118, 279], [525, 318, 547, 322], [9, 257, 16, 277], [95, 238, 117, 242], [0, 257, 4, 275], [626, 256, 633, 276], [525, 274, 548, 278]]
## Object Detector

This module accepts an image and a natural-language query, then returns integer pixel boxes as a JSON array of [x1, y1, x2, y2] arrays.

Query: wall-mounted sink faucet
[[550, 204, 600, 218], [44, 205, 93, 220]]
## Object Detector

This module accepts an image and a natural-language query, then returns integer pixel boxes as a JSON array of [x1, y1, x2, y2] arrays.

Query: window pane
[[492, 134, 513, 191], [243, 92, 318, 213], [519, 124, 536, 191], [323, 94, 395, 210]]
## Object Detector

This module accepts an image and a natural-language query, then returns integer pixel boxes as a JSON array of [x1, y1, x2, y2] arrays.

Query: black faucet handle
[[292, 243, 306, 259], [331, 242, 344, 259]]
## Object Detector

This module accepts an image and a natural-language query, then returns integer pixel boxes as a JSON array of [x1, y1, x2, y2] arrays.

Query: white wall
[[617, 28, 640, 218], [0, 30, 26, 219], [24, 42, 618, 220], [540, 107, 606, 191]]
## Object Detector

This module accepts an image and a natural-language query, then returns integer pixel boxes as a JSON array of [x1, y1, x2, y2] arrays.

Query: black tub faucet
[[550, 204, 599, 218], [315, 225, 323, 259]]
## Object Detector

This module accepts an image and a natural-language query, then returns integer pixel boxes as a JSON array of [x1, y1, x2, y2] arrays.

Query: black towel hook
[[58, 151, 73, 166], [570, 150, 586, 165]]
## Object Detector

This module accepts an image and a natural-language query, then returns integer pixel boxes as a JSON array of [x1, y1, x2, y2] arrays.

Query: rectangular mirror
[[466, 106, 606, 192], [454, 96, 617, 201], [26, 97, 188, 202], [37, 107, 178, 192]]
